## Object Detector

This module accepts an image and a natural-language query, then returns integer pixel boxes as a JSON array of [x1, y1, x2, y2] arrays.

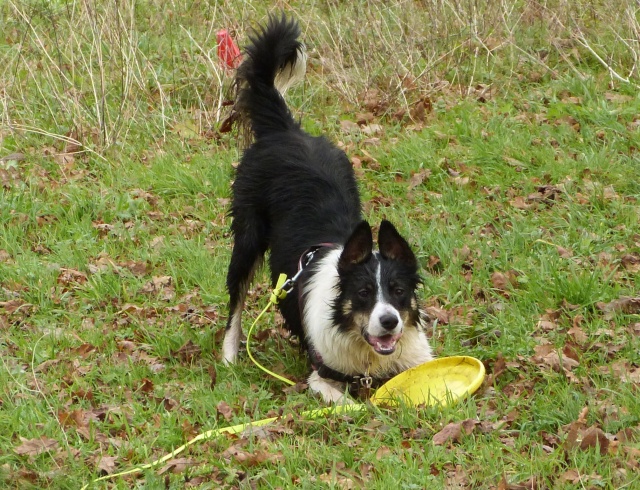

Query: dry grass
[[2, 0, 639, 157]]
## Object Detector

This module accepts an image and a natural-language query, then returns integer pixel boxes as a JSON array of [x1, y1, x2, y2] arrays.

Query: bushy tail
[[235, 15, 306, 140]]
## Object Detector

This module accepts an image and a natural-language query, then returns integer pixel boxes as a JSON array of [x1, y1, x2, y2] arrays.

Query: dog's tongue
[[368, 334, 400, 355]]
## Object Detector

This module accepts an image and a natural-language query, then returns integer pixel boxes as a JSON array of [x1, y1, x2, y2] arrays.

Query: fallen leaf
[[460, 419, 479, 435], [57, 268, 88, 286], [423, 305, 449, 324], [580, 426, 609, 455], [408, 169, 431, 190], [433, 422, 462, 446], [158, 457, 195, 475], [510, 196, 533, 210], [14, 437, 59, 458], [339, 120, 360, 134], [559, 469, 580, 484], [216, 401, 234, 422], [96, 455, 118, 475], [597, 296, 640, 320], [173, 340, 201, 363], [375, 446, 392, 460], [140, 276, 175, 301], [0, 299, 30, 315], [121, 260, 148, 276], [361, 123, 383, 135], [491, 270, 518, 292], [222, 446, 284, 466], [620, 254, 640, 273]]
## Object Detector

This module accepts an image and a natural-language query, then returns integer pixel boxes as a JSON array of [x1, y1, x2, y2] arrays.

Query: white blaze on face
[[366, 258, 403, 354]]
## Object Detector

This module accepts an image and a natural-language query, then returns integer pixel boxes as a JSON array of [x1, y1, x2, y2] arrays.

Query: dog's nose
[[379, 313, 399, 331]]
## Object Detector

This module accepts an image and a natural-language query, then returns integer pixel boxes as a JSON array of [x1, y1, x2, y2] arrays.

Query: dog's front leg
[[307, 371, 354, 404]]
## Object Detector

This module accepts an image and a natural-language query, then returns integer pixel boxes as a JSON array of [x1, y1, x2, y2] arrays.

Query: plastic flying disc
[[370, 355, 486, 407], [222, 356, 486, 434]]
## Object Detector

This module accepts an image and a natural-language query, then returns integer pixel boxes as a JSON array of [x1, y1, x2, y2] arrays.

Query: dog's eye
[[394, 287, 405, 296], [358, 288, 370, 299]]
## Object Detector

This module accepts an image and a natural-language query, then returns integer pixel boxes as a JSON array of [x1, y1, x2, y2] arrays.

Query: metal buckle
[[359, 375, 373, 389]]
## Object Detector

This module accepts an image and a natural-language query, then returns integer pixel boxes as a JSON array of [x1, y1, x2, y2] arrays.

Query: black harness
[[309, 347, 392, 396]]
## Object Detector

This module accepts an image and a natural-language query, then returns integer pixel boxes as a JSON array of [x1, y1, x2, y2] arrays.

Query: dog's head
[[334, 220, 421, 356]]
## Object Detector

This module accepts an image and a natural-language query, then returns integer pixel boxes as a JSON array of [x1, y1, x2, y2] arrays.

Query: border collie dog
[[222, 15, 433, 402]]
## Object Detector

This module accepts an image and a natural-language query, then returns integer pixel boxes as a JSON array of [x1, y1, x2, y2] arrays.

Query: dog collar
[[309, 348, 390, 395]]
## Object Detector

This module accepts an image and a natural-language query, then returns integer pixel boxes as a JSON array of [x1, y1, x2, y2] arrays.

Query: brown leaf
[[223, 446, 284, 466], [158, 457, 195, 475], [461, 419, 478, 435], [426, 255, 442, 272], [536, 309, 560, 331], [597, 296, 640, 320], [375, 446, 392, 460], [355, 112, 375, 125], [408, 169, 431, 190], [141, 275, 173, 294], [96, 455, 118, 475], [339, 120, 360, 134], [173, 340, 201, 363], [0, 299, 30, 315], [14, 437, 59, 458], [489, 354, 507, 383], [510, 196, 533, 210], [361, 123, 383, 136], [138, 378, 154, 394], [621, 254, 640, 273], [559, 469, 580, 484], [491, 271, 518, 292], [580, 426, 609, 455], [423, 305, 449, 324], [433, 422, 462, 446], [121, 260, 148, 276], [409, 99, 426, 122], [545, 351, 579, 372], [58, 408, 92, 429], [71, 343, 97, 358], [57, 268, 88, 286], [216, 401, 234, 422]]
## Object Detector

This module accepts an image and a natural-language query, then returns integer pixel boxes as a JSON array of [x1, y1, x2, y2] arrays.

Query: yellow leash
[[81, 273, 301, 488], [245, 273, 296, 386]]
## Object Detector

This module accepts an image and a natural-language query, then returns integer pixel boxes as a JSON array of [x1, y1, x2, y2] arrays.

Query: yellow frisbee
[[370, 356, 486, 407]]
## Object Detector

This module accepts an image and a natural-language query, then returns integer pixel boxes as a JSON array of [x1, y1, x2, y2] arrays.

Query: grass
[[2, 0, 640, 488]]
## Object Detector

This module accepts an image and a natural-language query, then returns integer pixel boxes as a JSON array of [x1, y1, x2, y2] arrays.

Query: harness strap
[[309, 348, 390, 394]]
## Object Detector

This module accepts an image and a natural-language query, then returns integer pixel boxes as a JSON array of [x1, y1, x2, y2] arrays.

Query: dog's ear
[[338, 221, 373, 272], [378, 220, 417, 268]]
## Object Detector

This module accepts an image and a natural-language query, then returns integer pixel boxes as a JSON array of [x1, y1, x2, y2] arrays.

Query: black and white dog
[[222, 15, 433, 402]]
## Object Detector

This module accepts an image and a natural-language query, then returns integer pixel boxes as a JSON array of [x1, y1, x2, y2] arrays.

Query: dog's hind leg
[[223, 222, 267, 364]]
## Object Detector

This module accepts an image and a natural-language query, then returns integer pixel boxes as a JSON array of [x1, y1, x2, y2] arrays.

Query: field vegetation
[[1, 0, 639, 488]]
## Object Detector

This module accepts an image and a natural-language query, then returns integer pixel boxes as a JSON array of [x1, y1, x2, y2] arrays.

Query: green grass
[[2, 0, 640, 488]]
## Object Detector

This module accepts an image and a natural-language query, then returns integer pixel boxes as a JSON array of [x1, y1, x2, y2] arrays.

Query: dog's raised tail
[[235, 15, 306, 139]]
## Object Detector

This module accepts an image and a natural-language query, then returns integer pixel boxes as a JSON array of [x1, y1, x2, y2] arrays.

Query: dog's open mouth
[[365, 334, 401, 355]]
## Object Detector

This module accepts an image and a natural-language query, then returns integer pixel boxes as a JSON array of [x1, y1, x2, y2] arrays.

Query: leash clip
[[281, 247, 319, 294], [359, 375, 373, 389]]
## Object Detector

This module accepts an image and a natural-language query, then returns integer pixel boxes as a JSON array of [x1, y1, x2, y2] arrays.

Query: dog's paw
[[307, 370, 354, 404], [221, 345, 238, 365], [222, 330, 241, 365]]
